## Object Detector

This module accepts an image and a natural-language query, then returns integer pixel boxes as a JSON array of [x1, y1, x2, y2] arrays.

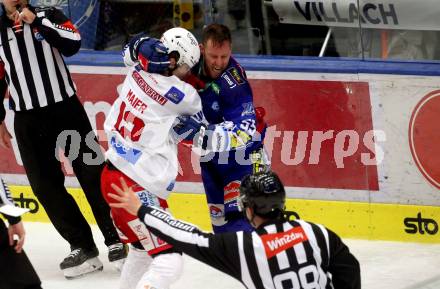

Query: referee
[[0, 177, 41, 289], [0, 0, 126, 278], [110, 170, 361, 289]]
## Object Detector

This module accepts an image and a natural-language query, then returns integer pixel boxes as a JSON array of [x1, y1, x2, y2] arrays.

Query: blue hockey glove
[[137, 38, 170, 73], [124, 34, 170, 73], [173, 112, 206, 141]]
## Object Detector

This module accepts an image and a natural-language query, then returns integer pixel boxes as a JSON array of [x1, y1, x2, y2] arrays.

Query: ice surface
[[22, 222, 440, 289]]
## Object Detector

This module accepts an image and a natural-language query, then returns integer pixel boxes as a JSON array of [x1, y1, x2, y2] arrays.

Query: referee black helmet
[[238, 171, 286, 216]]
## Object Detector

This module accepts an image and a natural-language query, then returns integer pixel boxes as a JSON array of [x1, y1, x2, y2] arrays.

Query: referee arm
[[108, 180, 243, 281], [138, 206, 242, 280], [327, 229, 361, 289], [20, 6, 81, 57]]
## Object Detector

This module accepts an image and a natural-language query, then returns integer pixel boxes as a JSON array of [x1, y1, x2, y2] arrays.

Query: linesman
[[110, 170, 361, 289], [0, 0, 126, 278]]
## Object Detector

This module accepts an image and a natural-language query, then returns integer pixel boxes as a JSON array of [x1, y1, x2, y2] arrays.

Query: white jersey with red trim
[[104, 66, 202, 198]]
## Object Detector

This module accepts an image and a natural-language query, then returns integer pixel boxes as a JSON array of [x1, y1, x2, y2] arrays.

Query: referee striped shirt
[[137, 206, 361, 289], [0, 4, 80, 120]]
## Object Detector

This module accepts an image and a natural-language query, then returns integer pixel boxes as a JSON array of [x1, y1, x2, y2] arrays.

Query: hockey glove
[[137, 39, 170, 73], [123, 34, 170, 73], [173, 112, 207, 141]]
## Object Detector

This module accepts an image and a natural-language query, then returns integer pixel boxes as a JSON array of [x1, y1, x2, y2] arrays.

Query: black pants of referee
[[0, 220, 41, 289], [13, 95, 120, 253]]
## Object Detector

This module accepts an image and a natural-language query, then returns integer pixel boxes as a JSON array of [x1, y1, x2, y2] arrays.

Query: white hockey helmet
[[161, 27, 200, 69]]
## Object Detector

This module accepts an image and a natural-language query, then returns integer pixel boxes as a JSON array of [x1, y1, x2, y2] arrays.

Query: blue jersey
[[191, 57, 263, 153], [185, 56, 269, 233]]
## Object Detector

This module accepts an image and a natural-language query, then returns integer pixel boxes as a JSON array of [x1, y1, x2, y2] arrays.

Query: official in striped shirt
[[0, 0, 124, 276], [0, 177, 42, 289], [110, 170, 361, 289]]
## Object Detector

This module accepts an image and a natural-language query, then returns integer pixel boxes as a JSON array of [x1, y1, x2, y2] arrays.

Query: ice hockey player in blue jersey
[[175, 23, 268, 233]]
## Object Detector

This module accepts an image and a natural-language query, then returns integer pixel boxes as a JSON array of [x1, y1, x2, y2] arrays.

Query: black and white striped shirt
[[137, 206, 361, 289], [0, 4, 80, 119]]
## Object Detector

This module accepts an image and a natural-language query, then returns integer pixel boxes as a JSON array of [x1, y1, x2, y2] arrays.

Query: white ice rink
[[24, 222, 440, 289]]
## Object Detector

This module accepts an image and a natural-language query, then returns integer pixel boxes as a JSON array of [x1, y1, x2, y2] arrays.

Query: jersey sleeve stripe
[[317, 223, 330, 265], [296, 220, 328, 288], [267, 223, 291, 270], [237, 231, 256, 289], [283, 222, 308, 265], [252, 232, 276, 288], [41, 18, 81, 41], [142, 207, 210, 247]]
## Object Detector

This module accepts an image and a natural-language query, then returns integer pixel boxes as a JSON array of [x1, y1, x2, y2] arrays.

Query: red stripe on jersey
[[138, 54, 150, 72], [148, 244, 173, 256], [261, 226, 308, 259], [132, 70, 168, 105], [224, 191, 239, 201], [59, 20, 78, 32], [184, 73, 206, 90], [224, 180, 240, 201]]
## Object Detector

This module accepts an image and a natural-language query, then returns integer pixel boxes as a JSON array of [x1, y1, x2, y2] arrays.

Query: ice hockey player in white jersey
[[101, 27, 202, 289]]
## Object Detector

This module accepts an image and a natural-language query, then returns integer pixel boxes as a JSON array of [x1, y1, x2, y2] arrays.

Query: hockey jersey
[[187, 56, 264, 154], [137, 206, 361, 289], [104, 65, 202, 198]]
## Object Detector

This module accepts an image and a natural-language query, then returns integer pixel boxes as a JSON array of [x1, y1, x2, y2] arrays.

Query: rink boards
[[7, 185, 440, 243], [2, 60, 440, 243]]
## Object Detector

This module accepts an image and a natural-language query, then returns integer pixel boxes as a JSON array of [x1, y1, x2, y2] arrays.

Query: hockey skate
[[108, 242, 128, 271], [60, 247, 103, 279]]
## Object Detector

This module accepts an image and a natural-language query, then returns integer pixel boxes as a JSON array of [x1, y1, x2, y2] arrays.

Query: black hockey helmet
[[238, 171, 286, 216]]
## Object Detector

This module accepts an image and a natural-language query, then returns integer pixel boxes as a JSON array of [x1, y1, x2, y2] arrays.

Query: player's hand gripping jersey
[[104, 65, 202, 198]]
